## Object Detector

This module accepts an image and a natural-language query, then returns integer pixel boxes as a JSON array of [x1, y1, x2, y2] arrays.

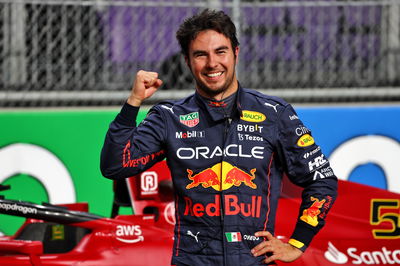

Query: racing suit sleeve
[[100, 103, 166, 180], [276, 104, 338, 252]]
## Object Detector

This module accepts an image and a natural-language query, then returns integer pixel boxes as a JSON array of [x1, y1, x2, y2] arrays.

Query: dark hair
[[176, 9, 240, 57]]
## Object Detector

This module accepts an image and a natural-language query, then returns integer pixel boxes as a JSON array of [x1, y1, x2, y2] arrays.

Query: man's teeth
[[206, 72, 222, 77]]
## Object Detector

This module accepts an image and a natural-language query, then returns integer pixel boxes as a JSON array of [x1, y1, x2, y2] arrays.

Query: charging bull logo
[[300, 196, 326, 227], [225, 167, 257, 189], [186, 162, 257, 191], [186, 168, 220, 189]]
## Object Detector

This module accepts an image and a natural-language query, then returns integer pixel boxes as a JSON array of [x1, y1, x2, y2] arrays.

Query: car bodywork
[[0, 161, 398, 265]]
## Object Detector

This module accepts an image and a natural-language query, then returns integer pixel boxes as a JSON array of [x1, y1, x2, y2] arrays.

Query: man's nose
[[206, 54, 218, 68]]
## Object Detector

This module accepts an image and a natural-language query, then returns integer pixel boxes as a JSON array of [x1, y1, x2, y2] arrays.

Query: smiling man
[[186, 29, 239, 99], [101, 9, 338, 266]]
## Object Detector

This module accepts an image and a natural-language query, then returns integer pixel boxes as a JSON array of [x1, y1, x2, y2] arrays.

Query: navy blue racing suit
[[100, 85, 338, 266]]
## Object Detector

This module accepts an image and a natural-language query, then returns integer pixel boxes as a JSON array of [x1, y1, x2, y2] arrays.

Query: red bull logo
[[225, 167, 257, 189], [186, 162, 257, 191], [184, 195, 262, 218], [300, 196, 326, 227], [186, 168, 219, 189]]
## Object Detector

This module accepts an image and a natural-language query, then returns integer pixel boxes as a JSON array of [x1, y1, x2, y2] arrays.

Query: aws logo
[[241, 111, 266, 123], [115, 225, 144, 244]]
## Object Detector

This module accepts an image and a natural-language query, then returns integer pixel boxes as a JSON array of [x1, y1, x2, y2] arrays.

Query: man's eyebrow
[[192, 50, 206, 56], [215, 46, 229, 51], [192, 46, 230, 55]]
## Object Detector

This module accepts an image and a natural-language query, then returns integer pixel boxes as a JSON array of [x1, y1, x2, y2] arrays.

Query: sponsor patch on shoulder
[[297, 134, 315, 147]]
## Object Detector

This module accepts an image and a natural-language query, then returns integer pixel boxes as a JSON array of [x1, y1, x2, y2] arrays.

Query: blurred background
[[0, 0, 399, 235], [1, 0, 399, 106]]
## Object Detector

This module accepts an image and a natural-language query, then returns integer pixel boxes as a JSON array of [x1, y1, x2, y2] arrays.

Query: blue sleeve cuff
[[289, 221, 318, 252], [115, 102, 140, 126]]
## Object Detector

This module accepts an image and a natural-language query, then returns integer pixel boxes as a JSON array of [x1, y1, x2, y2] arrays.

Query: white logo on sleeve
[[161, 105, 174, 114], [264, 102, 279, 112]]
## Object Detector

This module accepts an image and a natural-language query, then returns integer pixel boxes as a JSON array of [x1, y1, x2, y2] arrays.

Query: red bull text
[[184, 195, 262, 218]]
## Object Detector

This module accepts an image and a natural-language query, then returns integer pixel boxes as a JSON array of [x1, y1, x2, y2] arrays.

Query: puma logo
[[264, 103, 279, 113], [187, 230, 200, 243], [161, 105, 174, 114]]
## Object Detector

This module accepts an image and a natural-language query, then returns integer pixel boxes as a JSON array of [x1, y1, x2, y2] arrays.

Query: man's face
[[186, 30, 239, 99]]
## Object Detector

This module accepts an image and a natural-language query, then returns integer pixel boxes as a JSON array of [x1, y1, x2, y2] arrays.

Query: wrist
[[288, 238, 306, 252], [127, 96, 142, 107]]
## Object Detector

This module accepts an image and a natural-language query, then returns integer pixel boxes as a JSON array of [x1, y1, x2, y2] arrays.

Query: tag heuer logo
[[180, 112, 199, 127]]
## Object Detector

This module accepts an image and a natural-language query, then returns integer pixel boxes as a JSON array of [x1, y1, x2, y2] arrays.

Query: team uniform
[[100, 85, 338, 266]]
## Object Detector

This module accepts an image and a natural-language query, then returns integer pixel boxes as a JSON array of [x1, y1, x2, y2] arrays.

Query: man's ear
[[234, 46, 240, 63], [184, 55, 190, 67]]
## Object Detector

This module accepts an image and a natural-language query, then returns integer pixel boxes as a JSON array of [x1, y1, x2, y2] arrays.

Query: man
[[101, 9, 337, 266]]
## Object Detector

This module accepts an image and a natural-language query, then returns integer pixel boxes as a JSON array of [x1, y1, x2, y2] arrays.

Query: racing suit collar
[[194, 83, 243, 122]]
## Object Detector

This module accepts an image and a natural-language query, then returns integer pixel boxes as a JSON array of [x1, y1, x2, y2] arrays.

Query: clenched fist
[[127, 70, 163, 107]]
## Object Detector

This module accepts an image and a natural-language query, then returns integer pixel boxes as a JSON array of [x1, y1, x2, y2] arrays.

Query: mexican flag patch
[[225, 232, 242, 242], [180, 112, 199, 127]]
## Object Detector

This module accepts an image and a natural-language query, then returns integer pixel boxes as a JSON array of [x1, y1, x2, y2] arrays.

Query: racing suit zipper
[[221, 116, 232, 266], [220, 116, 232, 220], [220, 117, 232, 220]]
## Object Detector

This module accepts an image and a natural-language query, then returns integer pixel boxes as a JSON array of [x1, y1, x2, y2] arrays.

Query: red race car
[[0, 161, 399, 265]]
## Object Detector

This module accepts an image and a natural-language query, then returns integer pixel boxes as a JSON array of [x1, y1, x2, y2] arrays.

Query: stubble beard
[[194, 70, 236, 99]]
